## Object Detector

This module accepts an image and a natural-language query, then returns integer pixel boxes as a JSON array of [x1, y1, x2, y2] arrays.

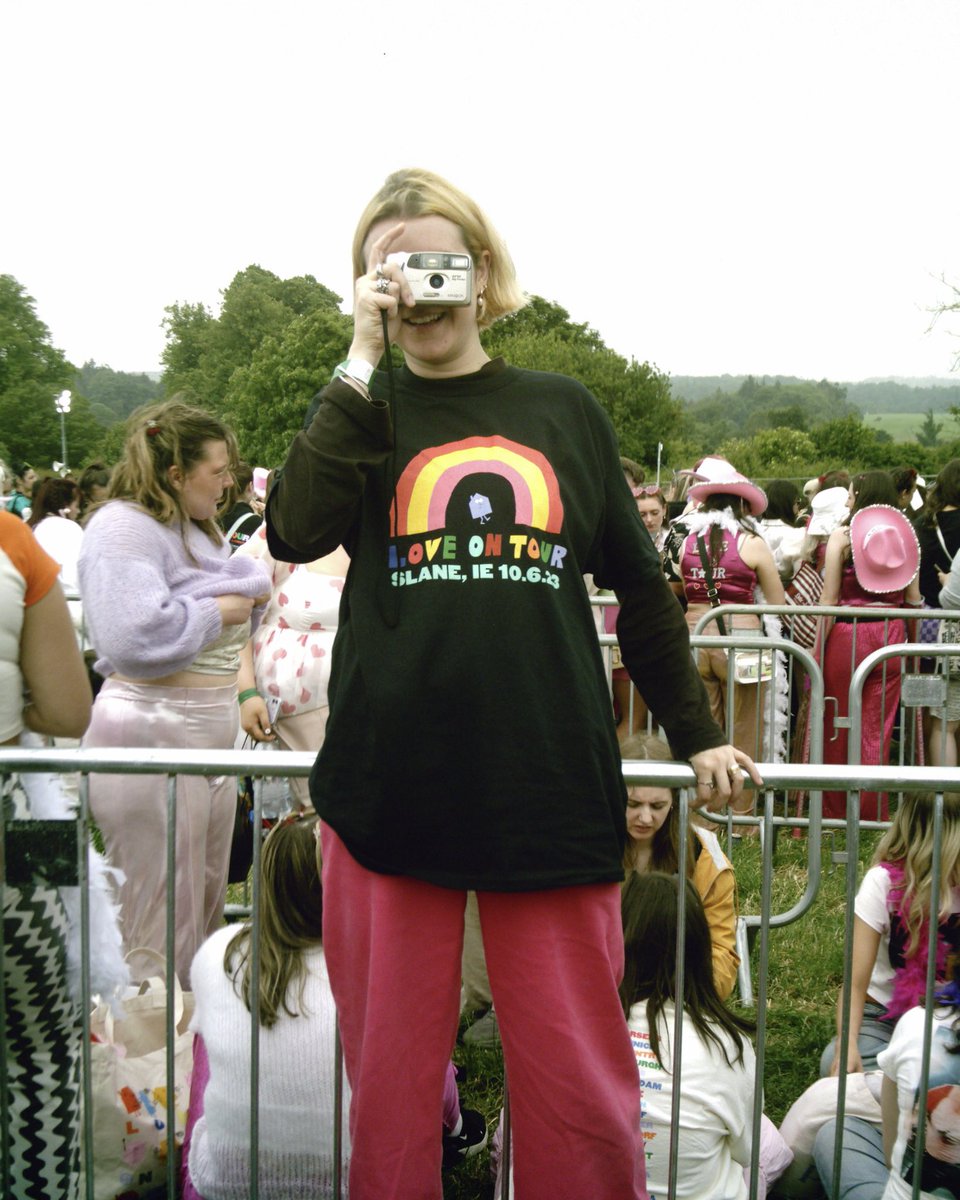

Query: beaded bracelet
[[237, 688, 260, 706]]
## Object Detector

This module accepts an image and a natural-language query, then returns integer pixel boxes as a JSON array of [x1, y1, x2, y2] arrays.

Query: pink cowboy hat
[[849, 504, 919, 594], [686, 461, 768, 518]]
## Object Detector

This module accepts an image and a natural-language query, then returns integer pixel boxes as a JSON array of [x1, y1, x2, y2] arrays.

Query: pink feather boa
[[881, 860, 951, 1022]]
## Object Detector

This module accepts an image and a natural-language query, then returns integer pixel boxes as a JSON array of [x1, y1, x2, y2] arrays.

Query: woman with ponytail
[[78, 399, 270, 982]]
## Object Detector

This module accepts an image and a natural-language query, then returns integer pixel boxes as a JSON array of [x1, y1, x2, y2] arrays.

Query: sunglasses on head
[[632, 485, 665, 498]]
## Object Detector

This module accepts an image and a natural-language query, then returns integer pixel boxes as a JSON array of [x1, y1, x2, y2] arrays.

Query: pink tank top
[[681, 530, 757, 606]]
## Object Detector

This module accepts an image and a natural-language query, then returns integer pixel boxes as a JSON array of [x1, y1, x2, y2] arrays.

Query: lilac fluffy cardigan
[[78, 501, 270, 679]]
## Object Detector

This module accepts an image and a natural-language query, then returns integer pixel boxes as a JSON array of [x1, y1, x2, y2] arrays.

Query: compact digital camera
[[385, 251, 473, 306]]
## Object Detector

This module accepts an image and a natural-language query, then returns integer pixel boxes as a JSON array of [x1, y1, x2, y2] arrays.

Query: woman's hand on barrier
[[688, 746, 763, 813], [240, 693, 276, 742], [216, 593, 257, 625]]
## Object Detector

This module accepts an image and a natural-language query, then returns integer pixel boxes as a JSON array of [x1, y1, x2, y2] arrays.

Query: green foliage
[[75, 360, 162, 426], [160, 301, 216, 401], [482, 294, 607, 353], [682, 376, 857, 451], [226, 307, 354, 465], [718, 428, 817, 477], [0, 274, 92, 470], [482, 297, 683, 470], [908, 408, 945, 449], [676, 375, 960, 414], [161, 266, 344, 413], [846, 379, 960, 414], [813, 415, 878, 465]]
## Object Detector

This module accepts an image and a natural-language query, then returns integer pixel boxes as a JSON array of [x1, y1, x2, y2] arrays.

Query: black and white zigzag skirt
[[2, 773, 80, 1200]]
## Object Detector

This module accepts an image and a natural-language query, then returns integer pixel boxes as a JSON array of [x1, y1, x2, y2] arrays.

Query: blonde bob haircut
[[872, 791, 960, 958], [108, 397, 237, 546], [351, 168, 526, 330]]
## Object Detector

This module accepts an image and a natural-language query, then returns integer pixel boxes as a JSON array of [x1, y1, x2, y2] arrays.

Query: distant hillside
[[671, 374, 959, 413], [74, 361, 164, 427], [844, 379, 960, 413]]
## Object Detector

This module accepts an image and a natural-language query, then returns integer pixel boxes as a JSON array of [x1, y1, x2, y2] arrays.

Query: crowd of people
[[5, 166, 960, 1200]]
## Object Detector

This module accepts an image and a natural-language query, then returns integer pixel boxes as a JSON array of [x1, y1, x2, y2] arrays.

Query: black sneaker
[[442, 1107, 488, 1168]]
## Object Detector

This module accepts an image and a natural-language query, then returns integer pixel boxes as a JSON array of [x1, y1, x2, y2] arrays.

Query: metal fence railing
[[4, 747, 960, 1200]]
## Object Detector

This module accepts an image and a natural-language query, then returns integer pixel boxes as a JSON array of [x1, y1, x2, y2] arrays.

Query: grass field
[[862, 410, 959, 443]]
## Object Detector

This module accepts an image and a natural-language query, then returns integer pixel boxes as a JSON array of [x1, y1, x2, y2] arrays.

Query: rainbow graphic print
[[390, 435, 564, 537]]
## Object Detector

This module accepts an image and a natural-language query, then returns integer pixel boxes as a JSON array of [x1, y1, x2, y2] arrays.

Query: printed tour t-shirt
[[629, 1000, 753, 1200], [880, 1006, 960, 1200], [267, 362, 723, 892]]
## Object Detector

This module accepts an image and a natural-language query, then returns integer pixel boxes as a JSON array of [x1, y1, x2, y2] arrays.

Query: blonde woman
[[267, 168, 757, 1200], [821, 792, 960, 1078], [78, 400, 270, 981]]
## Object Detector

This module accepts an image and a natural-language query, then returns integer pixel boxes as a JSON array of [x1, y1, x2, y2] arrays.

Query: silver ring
[[727, 764, 743, 776], [376, 277, 390, 294], [696, 777, 713, 786]]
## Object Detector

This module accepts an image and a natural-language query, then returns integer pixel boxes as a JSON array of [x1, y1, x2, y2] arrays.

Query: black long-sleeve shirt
[[267, 360, 723, 889]]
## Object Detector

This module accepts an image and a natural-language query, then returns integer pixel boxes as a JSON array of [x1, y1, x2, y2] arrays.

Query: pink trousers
[[84, 679, 238, 982], [321, 825, 644, 1200], [822, 620, 904, 821]]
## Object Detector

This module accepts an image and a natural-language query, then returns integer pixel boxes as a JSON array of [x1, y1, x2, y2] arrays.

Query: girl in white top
[[812, 959, 960, 1200], [879, 994, 960, 1200], [621, 872, 791, 1199], [27, 477, 84, 629], [184, 815, 349, 1199], [822, 792, 960, 1079]]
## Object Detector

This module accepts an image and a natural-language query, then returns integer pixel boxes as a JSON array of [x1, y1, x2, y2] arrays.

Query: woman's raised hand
[[349, 222, 416, 365]]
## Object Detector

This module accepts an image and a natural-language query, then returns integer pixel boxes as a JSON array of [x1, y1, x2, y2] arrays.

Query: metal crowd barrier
[[4, 745, 960, 1200]]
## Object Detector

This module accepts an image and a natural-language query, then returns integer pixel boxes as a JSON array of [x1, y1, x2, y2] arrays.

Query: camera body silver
[[386, 250, 473, 306]]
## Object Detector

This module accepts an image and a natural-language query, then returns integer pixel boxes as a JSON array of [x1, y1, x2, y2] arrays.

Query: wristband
[[238, 688, 260, 706], [332, 358, 375, 389]]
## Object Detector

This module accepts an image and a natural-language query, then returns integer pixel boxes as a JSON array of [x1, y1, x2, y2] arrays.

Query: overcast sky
[[2, 0, 958, 385]]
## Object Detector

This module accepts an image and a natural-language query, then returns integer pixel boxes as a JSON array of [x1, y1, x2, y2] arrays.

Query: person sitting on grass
[[621, 731, 741, 999], [621, 871, 792, 1199], [814, 947, 960, 1200], [821, 791, 960, 1080], [183, 814, 485, 1200]]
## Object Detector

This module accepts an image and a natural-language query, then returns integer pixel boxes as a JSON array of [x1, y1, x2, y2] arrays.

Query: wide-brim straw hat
[[807, 486, 850, 537], [849, 504, 919, 594], [686, 459, 768, 518]]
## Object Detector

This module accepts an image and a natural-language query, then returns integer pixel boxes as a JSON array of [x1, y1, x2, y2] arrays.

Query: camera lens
[[428, 274, 445, 290]]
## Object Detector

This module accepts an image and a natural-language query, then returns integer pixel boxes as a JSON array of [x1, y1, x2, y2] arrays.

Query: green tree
[[482, 297, 682, 469], [224, 307, 353, 465], [718, 428, 817, 477], [161, 267, 344, 412], [916, 407, 943, 449], [0, 275, 101, 469], [814, 415, 882, 465], [75, 360, 162, 425], [482, 294, 607, 353]]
